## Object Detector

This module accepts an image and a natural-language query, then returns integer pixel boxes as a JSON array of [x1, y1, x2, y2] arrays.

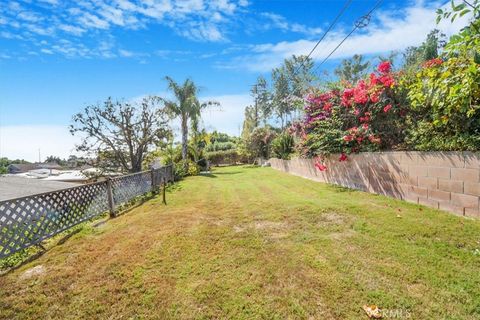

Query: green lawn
[[1, 166, 480, 319]]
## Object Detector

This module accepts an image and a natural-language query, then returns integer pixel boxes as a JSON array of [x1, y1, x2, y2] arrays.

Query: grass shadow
[[199, 172, 217, 178], [242, 165, 261, 169], [211, 171, 242, 175], [326, 184, 355, 193]]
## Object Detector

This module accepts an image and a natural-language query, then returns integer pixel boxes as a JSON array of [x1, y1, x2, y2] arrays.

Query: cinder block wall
[[269, 152, 480, 218]]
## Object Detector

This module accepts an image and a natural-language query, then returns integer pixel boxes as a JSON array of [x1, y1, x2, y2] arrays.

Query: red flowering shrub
[[296, 61, 408, 170], [422, 58, 443, 68], [378, 61, 392, 73]]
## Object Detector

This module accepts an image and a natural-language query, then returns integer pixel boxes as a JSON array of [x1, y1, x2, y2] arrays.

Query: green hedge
[[205, 150, 246, 166]]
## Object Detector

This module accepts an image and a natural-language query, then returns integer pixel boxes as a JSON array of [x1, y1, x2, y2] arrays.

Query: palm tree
[[163, 77, 218, 168]]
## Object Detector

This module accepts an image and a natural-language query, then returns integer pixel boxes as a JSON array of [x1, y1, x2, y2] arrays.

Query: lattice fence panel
[[0, 166, 174, 259], [0, 181, 108, 258], [111, 171, 153, 205], [152, 165, 173, 186]]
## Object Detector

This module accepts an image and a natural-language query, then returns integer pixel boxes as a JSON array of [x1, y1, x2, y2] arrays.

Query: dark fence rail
[[0, 166, 173, 258]]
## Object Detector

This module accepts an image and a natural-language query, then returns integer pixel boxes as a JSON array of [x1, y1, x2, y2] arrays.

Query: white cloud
[[39, 0, 59, 5], [78, 12, 110, 29], [40, 48, 54, 54], [17, 11, 42, 23], [181, 21, 225, 42], [0, 0, 251, 59], [233, 2, 474, 72], [58, 24, 86, 36], [200, 94, 252, 136], [261, 12, 323, 36], [0, 125, 82, 162], [119, 49, 134, 57]]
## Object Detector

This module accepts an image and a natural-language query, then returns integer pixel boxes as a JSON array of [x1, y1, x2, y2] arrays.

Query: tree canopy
[[70, 96, 171, 173]]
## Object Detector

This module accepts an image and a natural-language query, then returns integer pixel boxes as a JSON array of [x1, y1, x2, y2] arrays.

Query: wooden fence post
[[162, 177, 167, 205], [151, 168, 156, 194], [169, 164, 174, 182], [106, 177, 115, 218]]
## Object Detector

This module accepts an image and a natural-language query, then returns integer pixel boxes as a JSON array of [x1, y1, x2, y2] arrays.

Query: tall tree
[[271, 67, 290, 128], [70, 96, 170, 173], [163, 77, 218, 167], [284, 55, 315, 99], [403, 29, 446, 70], [271, 55, 315, 127], [251, 76, 272, 125], [241, 105, 259, 139], [334, 54, 370, 84]]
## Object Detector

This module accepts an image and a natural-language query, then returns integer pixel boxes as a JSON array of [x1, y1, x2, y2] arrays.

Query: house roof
[[7, 162, 63, 172], [7, 163, 38, 172]]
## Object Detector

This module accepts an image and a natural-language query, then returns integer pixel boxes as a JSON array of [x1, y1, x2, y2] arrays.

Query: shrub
[[297, 61, 407, 158], [271, 133, 295, 159], [187, 161, 200, 176], [204, 141, 236, 152], [206, 149, 243, 166], [405, 19, 480, 151], [245, 126, 278, 159], [174, 160, 200, 179]]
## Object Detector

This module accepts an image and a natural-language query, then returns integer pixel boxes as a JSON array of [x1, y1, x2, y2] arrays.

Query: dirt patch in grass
[[316, 211, 349, 226]]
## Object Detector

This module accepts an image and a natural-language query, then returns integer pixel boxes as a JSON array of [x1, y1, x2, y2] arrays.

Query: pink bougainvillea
[[314, 157, 327, 171], [302, 61, 400, 172], [378, 61, 392, 73], [422, 58, 443, 68]]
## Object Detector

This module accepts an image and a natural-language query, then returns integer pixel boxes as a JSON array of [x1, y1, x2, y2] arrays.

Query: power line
[[297, 0, 353, 69], [251, 0, 353, 93], [313, 0, 383, 74], [462, 0, 476, 10]]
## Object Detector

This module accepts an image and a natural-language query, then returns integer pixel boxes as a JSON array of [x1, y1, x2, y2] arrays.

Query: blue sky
[[0, 0, 471, 161]]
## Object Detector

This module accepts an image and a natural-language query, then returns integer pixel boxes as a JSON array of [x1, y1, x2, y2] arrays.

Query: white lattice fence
[[112, 171, 152, 205], [0, 182, 108, 258], [0, 165, 174, 258]]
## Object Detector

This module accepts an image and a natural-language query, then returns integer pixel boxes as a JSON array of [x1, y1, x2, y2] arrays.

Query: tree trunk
[[181, 114, 189, 171]]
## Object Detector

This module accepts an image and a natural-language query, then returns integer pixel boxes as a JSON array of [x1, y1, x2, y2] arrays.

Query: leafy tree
[[241, 106, 260, 138], [283, 55, 315, 107], [403, 29, 446, 70], [271, 55, 315, 127], [163, 77, 219, 169], [334, 54, 370, 84], [44, 155, 66, 165], [204, 131, 238, 152], [70, 96, 171, 173], [251, 76, 272, 125], [66, 155, 90, 168], [271, 67, 290, 128], [245, 126, 278, 159]]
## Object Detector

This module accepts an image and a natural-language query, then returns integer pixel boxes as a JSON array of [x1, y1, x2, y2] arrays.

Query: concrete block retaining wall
[[269, 152, 480, 218]]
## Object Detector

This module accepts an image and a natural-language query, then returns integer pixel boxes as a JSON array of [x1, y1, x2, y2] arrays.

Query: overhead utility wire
[[313, 0, 384, 74], [295, 0, 353, 70], [251, 0, 353, 92]]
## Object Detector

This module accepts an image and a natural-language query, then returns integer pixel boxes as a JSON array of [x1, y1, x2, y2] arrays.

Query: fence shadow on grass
[[211, 171, 242, 175], [199, 172, 217, 178]]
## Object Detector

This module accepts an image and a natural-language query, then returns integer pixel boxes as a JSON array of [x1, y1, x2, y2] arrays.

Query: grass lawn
[[1, 166, 480, 319]]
